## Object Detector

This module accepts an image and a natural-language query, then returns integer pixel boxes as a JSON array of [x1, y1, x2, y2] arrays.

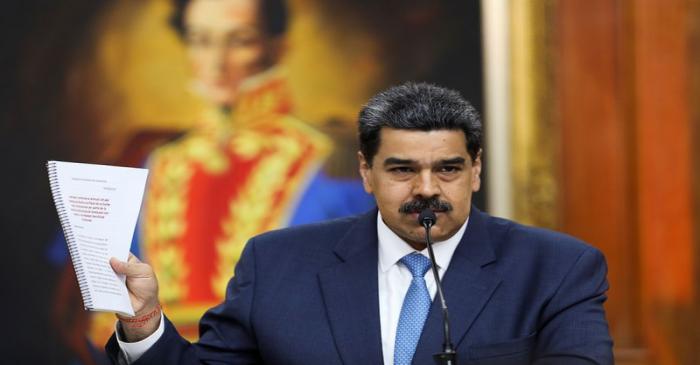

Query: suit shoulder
[[480, 214, 608, 300], [484, 214, 603, 263]]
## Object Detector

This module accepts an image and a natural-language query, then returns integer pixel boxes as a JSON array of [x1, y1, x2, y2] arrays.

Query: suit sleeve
[[105, 237, 262, 365], [533, 247, 614, 365]]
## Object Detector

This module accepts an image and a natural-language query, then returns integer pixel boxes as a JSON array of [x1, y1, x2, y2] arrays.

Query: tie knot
[[400, 252, 432, 278]]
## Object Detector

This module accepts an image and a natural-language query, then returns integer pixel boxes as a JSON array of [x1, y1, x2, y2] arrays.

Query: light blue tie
[[394, 252, 433, 365]]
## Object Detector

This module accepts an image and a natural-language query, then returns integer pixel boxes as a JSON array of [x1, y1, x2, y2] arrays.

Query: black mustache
[[398, 198, 453, 214]]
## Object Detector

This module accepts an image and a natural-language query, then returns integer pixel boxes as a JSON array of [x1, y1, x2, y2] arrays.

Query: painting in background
[[0, 0, 483, 364]]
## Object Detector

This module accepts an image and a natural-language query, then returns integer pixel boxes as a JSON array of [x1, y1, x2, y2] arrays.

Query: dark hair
[[358, 82, 482, 166], [170, 0, 288, 38]]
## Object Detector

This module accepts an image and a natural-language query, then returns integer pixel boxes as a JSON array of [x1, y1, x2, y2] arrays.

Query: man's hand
[[110, 253, 161, 342]]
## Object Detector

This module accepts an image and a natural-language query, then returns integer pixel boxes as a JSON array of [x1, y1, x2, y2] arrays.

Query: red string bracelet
[[118, 305, 161, 328]]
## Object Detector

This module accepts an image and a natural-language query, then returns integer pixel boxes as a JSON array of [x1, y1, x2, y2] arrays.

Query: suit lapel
[[318, 210, 384, 364], [412, 208, 503, 364]]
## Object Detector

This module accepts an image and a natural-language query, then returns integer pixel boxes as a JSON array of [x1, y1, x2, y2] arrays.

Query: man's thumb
[[110, 257, 129, 275]]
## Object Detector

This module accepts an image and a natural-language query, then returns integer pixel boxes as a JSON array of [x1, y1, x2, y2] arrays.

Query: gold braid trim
[[212, 115, 331, 297], [141, 122, 231, 303]]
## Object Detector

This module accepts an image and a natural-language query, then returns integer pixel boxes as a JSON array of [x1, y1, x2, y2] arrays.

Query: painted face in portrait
[[359, 128, 481, 249], [184, 0, 283, 107]]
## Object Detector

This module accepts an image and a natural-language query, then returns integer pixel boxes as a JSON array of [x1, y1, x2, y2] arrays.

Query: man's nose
[[413, 171, 441, 198], [210, 44, 227, 73]]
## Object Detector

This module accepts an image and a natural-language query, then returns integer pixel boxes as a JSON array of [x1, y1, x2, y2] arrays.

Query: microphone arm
[[419, 209, 457, 365]]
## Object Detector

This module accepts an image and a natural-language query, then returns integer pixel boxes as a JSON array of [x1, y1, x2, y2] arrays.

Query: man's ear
[[471, 149, 482, 192], [358, 151, 373, 194]]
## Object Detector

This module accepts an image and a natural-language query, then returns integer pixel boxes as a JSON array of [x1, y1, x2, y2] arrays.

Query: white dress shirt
[[115, 311, 165, 364], [377, 212, 467, 365], [118, 212, 468, 364]]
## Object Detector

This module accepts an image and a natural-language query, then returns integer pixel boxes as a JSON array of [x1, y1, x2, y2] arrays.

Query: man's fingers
[[110, 256, 152, 278]]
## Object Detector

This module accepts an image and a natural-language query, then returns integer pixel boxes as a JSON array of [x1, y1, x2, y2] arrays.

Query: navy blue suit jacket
[[106, 208, 613, 364]]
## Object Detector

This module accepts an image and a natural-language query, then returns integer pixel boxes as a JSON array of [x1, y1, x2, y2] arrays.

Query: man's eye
[[390, 167, 414, 174], [439, 166, 461, 173]]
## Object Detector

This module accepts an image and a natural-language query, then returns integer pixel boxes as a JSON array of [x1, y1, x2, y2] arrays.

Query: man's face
[[359, 128, 481, 248], [184, 0, 282, 107]]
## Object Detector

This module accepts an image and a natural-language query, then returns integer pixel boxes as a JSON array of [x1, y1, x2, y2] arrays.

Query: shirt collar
[[377, 211, 469, 273]]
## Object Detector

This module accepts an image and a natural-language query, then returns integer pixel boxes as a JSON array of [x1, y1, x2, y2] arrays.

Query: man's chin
[[389, 226, 426, 248], [432, 224, 466, 242]]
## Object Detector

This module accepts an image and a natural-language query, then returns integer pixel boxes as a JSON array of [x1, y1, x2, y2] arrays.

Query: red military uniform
[[90, 69, 331, 342]]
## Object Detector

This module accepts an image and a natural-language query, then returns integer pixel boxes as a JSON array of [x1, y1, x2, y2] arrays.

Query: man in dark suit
[[108, 82, 614, 364]]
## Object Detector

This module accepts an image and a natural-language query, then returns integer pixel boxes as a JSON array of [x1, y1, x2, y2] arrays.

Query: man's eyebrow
[[438, 157, 466, 165], [382, 157, 466, 167], [383, 157, 415, 166]]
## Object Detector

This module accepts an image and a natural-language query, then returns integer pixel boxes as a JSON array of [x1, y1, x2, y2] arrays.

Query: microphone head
[[418, 208, 436, 228]]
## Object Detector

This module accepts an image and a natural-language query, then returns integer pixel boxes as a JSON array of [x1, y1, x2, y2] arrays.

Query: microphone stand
[[419, 209, 457, 365]]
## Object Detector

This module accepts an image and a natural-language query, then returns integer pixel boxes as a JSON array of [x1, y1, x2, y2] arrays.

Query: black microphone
[[418, 208, 457, 365]]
